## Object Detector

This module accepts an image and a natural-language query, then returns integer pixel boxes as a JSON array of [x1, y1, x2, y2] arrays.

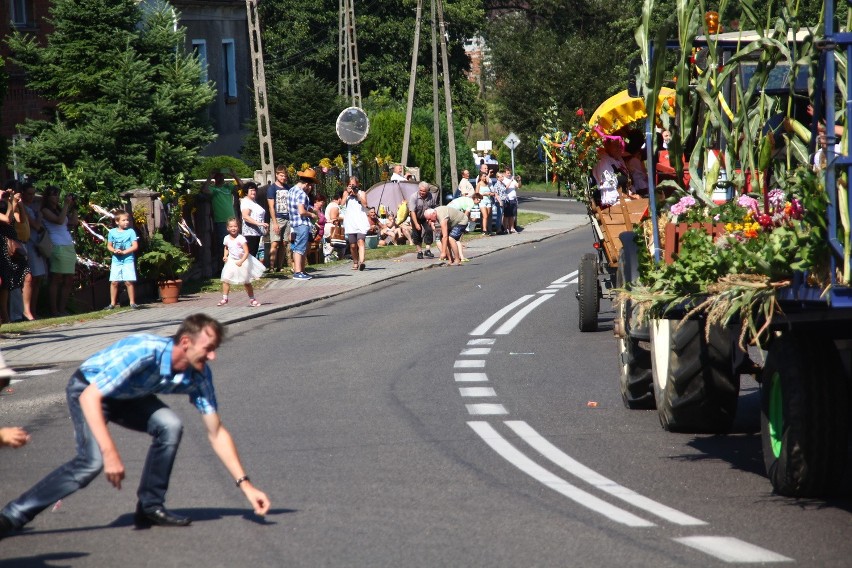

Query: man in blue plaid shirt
[[287, 168, 319, 280], [0, 314, 269, 538]]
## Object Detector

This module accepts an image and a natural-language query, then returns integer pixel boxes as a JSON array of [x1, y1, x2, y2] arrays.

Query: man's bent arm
[[202, 413, 271, 516], [79, 384, 125, 489]]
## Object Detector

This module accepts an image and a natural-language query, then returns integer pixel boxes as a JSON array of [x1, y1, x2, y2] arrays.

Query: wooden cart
[[577, 191, 648, 332]]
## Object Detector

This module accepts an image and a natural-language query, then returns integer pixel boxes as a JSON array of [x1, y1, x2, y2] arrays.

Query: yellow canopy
[[588, 88, 676, 135]]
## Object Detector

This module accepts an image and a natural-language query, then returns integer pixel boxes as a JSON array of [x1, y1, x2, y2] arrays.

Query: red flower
[[576, 108, 585, 117]]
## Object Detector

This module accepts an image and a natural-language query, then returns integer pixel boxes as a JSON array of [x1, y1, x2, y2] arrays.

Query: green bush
[[191, 156, 253, 182], [137, 233, 192, 281]]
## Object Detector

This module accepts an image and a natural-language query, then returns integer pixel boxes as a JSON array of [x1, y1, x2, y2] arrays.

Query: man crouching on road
[[0, 314, 270, 539]]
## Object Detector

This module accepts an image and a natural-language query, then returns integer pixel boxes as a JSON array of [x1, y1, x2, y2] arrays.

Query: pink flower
[[670, 195, 696, 216], [737, 194, 759, 214], [576, 108, 585, 117]]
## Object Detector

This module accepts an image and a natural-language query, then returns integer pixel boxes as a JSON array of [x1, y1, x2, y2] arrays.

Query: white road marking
[[468, 422, 654, 527], [459, 387, 496, 397], [675, 536, 793, 563], [467, 338, 495, 345], [454, 373, 488, 382], [567, 278, 578, 284], [553, 271, 579, 284], [466, 404, 508, 415], [454, 360, 485, 368], [14, 369, 55, 377], [470, 295, 535, 336], [460, 347, 491, 356], [537, 290, 555, 294], [547, 284, 569, 289], [494, 294, 554, 335], [505, 421, 706, 526]]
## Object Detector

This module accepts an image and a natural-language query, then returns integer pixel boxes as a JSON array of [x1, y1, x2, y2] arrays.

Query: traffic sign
[[503, 132, 521, 150]]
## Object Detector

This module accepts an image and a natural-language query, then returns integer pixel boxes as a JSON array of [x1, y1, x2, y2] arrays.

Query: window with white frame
[[222, 39, 237, 99], [11, 0, 28, 26], [192, 40, 208, 83]]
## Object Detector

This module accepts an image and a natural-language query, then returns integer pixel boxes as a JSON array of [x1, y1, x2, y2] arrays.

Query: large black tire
[[615, 248, 654, 409], [651, 318, 741, 433], [577, 253, 599, 332], [760, 332, 849, 497]]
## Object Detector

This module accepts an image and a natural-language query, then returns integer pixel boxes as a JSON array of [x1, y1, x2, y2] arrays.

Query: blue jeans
[[492, 201, 504, 231], [1, 374, 184, 528]]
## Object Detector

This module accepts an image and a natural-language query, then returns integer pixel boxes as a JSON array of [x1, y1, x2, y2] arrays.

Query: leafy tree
[[8, 0, 215, 204], [242, 69, 346, 170]]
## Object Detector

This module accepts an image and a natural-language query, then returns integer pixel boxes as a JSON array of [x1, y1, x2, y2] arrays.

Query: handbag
[[328, 224, 345, 244], [35, 229, 53, 258], [6, 237, 26, 262]]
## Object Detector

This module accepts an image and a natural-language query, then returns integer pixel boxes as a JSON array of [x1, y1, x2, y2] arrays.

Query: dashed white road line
[[494, 294, 554, 335], [454, 360, 486, 368], [466, 404, 508, 415], [459, 387, 496, 397], [674, 536, 793, 563], [455, 271, 793, 563], [460, 347, 491, 356], [468, 421, 654, 527], [454, 373, 488, 382], [505, 421, 705, 526]]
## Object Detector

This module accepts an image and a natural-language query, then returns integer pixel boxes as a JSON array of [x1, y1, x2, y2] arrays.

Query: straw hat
[[297, 168, 318, 182]]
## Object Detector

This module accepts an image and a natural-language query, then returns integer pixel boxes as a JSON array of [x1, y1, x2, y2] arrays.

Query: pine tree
[[8, 0, 215, 204]]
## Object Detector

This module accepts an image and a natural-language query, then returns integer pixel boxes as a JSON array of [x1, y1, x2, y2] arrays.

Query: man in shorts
[[286, 168, 319, 280], [424, 206, 467, 266], [407, 181, 437, 259], [265, 165, 291, 271]]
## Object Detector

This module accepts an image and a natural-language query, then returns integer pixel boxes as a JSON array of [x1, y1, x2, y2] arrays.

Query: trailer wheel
[[650, 318, 740, 433], [760, 333, 848, 497], [615, 250, 654, 409], [577, 253, 599, 332]]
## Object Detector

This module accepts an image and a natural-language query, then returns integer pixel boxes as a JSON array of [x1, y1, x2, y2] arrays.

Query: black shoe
[[423, 249, 434, 258], [0, 514, 16, 540], [416, 251, 424, 259], [134, 503, 192, 528]]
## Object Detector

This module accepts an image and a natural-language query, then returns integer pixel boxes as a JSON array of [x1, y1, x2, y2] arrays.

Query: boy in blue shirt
[[106, 211, 139, 309]]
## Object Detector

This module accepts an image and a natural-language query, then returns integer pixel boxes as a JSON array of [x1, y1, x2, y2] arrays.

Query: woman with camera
[[40, 186, 78, 317]]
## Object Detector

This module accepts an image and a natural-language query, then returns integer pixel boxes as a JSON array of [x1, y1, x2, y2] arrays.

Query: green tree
[[8, 0, 215, 203], [242, 69, 346, 169]]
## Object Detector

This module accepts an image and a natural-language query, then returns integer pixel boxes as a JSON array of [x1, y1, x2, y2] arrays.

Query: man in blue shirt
[[0, 314, 270, 539], [287, 168, 319, 280]]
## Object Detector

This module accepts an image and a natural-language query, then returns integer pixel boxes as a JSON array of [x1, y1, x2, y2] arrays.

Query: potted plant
[[137, 233, 193, 303]]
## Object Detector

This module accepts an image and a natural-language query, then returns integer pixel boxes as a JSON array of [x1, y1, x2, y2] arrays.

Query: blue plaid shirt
[[78, 334, 218, 414], [286, 184, 312, 227]]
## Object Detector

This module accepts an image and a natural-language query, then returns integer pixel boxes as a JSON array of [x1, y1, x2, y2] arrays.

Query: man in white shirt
[[457, 170, 474, 198], [390, 164, 407, 182]]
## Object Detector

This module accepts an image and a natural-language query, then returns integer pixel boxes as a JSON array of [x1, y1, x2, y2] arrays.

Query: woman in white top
[[40, 185, 78, 316], [239, 182, 268, 257], [341, 177, 369, 271]]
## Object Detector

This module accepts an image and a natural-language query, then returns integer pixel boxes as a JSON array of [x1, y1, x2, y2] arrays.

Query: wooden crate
[[663, 222, 726, 264]]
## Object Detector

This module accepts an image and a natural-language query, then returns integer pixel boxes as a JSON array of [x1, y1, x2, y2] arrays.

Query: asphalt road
[[2, 205, 851, 566]]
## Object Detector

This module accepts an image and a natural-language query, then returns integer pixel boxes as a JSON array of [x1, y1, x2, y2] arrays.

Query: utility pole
[[436, 0, 458, 195], [401, 0, 458, 198], [245, 0, 274, 183], [401, 0, 423, 167], [338, 0, 362, 108]]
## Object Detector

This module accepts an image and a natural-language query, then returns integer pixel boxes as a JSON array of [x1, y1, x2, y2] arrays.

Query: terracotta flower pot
[[158, 279, 183, 304]]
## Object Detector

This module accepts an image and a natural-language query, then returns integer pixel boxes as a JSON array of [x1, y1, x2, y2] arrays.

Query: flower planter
[[663, 222, 726, 264], [158, 279, 183, 304]]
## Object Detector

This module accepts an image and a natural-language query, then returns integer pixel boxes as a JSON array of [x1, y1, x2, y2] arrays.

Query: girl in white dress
[[218, 218, 266, 307]]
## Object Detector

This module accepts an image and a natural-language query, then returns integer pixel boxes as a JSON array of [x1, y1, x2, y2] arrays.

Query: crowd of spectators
[[0, 161, 524, 319]]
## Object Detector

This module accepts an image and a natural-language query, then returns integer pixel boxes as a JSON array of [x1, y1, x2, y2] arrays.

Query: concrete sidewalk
[[0, 210, 587, 367]]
